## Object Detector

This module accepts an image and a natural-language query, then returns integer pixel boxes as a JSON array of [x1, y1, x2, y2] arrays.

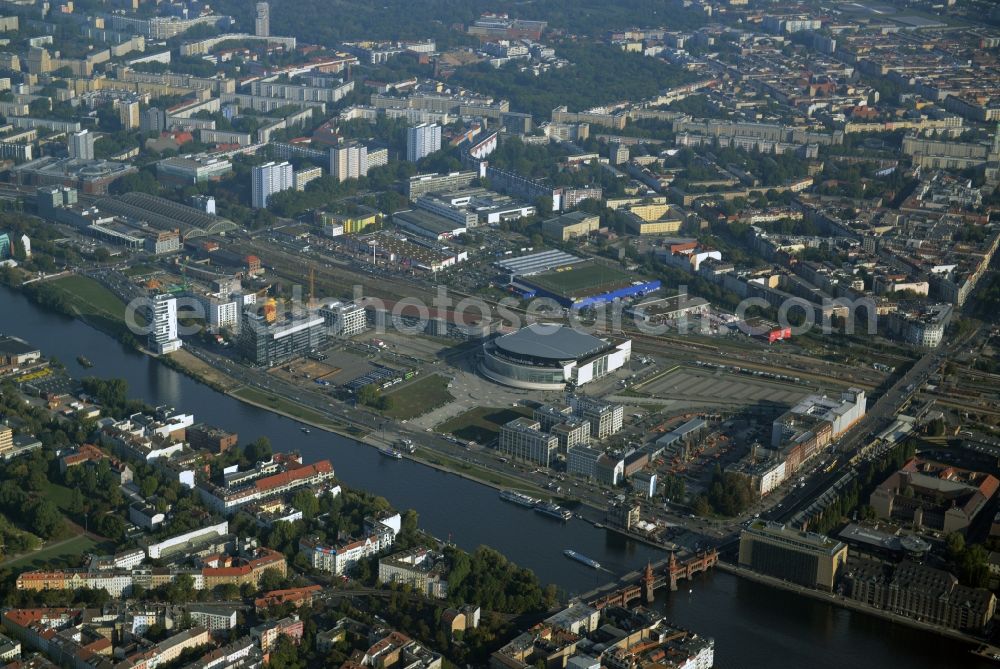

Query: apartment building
[[378, 548, 449, 599]]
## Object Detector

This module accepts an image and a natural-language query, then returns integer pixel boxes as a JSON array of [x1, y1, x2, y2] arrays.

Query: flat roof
[[393, 209, 465, 235], [495, 323, 610, 361], [497, 249, 583, 277], [0, 336, 39, 356]]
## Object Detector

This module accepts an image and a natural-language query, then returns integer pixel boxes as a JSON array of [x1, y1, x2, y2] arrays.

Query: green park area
[[437, 406, 533, 444], [2, 533, 103, 570], [231, 387, 342, 429], [46, 275, 130, 325], [417, 448, 544, 493], [382, 374, 453, 420]]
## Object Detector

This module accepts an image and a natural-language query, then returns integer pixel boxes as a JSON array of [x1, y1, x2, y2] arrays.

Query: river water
[[0, 285, 984, 668]]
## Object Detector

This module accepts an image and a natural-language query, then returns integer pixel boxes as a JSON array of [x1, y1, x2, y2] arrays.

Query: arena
[[480, 323, 631, 390]]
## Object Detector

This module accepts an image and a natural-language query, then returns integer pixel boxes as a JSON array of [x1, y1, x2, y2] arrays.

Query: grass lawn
[[123, 263, 159, 277], [437, 405, 533, 444], [383, 374, 453, 420], [47, 275, 129, 325], [417, 449, 545, 493], [40, 481, 77, 513], [3, 533, 106, 570], [231, 387, 340, 428]]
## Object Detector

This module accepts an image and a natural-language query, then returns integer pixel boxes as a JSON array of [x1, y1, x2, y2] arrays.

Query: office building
[[870, 457, 999, 534], [0, 231, 9, 260], [148, 294, 182, 354], [542, 212, 600, 242], [158, 155, 233, 185], [550, 419, 590, 450], [251, 161, 293, 209], [318, 300, 367, 337], [570, 396, 624, 439], [407, 123, 442, 162], [739, 521, 848, 592], [119, 101, 140, 130], [596, 453, 625, 486], [329, 143, 368, 182], [68, 130, 95, 160], [567, 444, 602, 478], [319, 208, 380, 235], [632, 471, 657, 498], [498, 418, 559, 467], [238, 310, 326, 366], [255, 2, 270, 37]]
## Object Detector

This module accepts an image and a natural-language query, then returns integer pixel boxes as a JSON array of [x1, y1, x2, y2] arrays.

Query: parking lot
[[639, 366, 811, 409], [268, 346, 384, 389]]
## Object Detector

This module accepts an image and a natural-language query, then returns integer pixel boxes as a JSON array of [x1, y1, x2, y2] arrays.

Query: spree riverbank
[[0, 285, 990, 669]]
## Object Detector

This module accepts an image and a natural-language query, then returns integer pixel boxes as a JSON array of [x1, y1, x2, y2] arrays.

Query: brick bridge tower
[[642, 562, 656, 603], [668, 551, 680, 591]]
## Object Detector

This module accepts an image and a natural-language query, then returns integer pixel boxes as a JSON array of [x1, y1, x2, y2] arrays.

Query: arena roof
[[494, 323, 609, 362]]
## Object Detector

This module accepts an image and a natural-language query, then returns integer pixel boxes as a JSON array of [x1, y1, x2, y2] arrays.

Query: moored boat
[[534, 501, 572, 521], [499, 489, 539, 507]]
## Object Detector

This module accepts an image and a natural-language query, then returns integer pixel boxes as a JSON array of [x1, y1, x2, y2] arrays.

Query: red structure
[[586, 550, 719, 609]]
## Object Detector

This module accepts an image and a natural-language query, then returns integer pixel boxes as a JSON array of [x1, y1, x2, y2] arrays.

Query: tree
[[96, 514, 125, 542], [356, 384, 379, 408], [535, 195, 553, 216], [166, 574, 196, 603], [267, 635, 304, 669], [258, 567, 285, 593], [946, 532, 966, 560], [111, 170, 160, 196], [244, 437, 272, 464], [30, 500, 64, 539], [397, 509, 419, 548], [214, 583, 241, 601], [140, 475, 159, 499], [291, 489, 319, 519]]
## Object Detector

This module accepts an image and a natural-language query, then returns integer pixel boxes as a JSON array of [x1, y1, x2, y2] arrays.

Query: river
[[0, 284, 986, 668]]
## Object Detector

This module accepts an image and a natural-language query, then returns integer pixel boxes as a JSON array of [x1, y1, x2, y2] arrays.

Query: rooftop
[[494, 323, 611, 361]]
